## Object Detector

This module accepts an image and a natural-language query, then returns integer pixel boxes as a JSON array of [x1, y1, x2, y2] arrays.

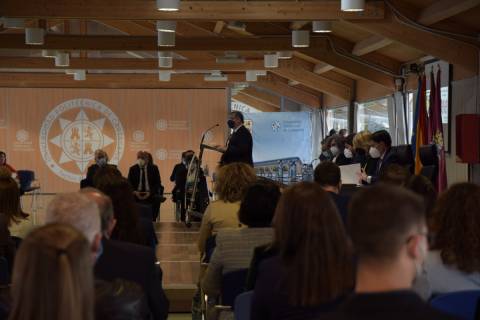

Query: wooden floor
[[157, 202, 201, 313]]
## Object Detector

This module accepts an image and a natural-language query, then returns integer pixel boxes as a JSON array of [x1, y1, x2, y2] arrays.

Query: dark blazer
[[221, 125, 253, 166], [318, 291, 459, 320], [95, 238, 169, 320], [334, 153, 352, 166], [128, 164, 162, 194], [251, 255, 342, 320], [170, 163, 187, 198], [328, 192, 349, 227], [371, 148, 400, 184], [81, 163, 117, 188]]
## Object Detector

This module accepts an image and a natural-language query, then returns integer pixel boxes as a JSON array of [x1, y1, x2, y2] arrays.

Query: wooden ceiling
[[0, 0, 479, 112]]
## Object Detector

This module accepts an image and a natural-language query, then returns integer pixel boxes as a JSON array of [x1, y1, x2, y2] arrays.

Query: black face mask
[[227, 120, 235, 129]]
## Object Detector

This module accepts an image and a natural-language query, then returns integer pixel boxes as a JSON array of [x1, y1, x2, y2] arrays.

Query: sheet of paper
[[340, 163, 361, 185]]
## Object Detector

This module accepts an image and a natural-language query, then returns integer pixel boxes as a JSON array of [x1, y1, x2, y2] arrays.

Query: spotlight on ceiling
[[73, 70, 86, 81], [312, 21, 332, 33], [157, 31, 175, 47], [25, 27, 45, 45], [226, 21, 247, 32], [204, 72, 228, 81], [156, 21, 177, 32], [156, 0, 180, 11], [55, 52, 70, 67], [292, 30, 310, 48], [264, 53, 279, 68], [277, 51, 293, 60], [341, 0, 365, 12], [246, 70, 257, 82], [41, 50, 57, 58], [159, 71, 172, 82]]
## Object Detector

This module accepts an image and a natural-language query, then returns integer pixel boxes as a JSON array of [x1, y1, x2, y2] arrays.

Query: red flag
[[431, 67, 447, 192]]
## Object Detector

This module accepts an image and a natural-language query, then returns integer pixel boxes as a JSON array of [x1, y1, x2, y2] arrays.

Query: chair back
[[391, 145, 414, 173], [16, 170, 35, 191], [222, 269, 248, 308], [430, 290, 480, 320], [234, 291, 254, 320], [419, 144, 439, 184]]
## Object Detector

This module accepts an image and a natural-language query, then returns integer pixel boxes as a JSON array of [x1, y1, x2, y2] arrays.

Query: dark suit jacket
[[170, 163, 187, 199], [328, 192, 349, 227], [81, 164, 117, 188], [95, 238, 169, 320], [251, 255, 343, 320], [317, 291, 459, 320], [221, 125, 253, 166], [128, 164, 162, 195], [371, 148, 400, 184]]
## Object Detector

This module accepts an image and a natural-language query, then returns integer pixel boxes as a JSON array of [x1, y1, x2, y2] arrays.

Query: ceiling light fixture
[[158, 57, 173, 68], [2, 17, 25, 29], [41, 50, 57, 58], [341, 0, 365, 12], [25, 27, 45, 45], [277, 51, 293, 59], [157, 31, 175, 47], [312, 21, 332, 33], [55, 52, 70, 67], [227, 21, 247, 32], [73, 70, 86, 81], [292, 30, 310, 48], [246, 70, 257, 82], [204, 72, 228, 81], [156, 0, 180, 11], [264, 53, 279, 68], [156, 21, 177, 32], [159, 71, 172, 81]]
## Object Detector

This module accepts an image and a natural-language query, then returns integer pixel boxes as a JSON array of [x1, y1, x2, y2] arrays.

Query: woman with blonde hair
[[352, 130, 378, 176], [197, 162, 256, 254], [9, 223, 94, 320]]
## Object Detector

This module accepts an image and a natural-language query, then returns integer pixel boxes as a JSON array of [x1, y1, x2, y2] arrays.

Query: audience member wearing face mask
[[351, 131, 378, 177], [329, 135, 352, 166], [81, 149, 116, 189], [319, 185, 458, 320], [358, 130, 400, 185], [170, 150, 195, 222]]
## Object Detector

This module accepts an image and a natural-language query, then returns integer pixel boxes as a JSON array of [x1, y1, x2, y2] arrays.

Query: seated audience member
[[339, 129, 348, 137], [352, 131, 377, 176], [197, 163, 256, 254], [330, 135, 351, 166], [82, 149, 115, 189], [95, 168, 154, 247], [378, 164, 410, 186], [251, 182, 353, 320], [0, 152, 15, 175], [202, 180, 280, 296], [95, 279, 150, 320], [359, 130, 399, 184], [9, 223, 95, 320], [321, 184, 457, 320], [0, 175, 31, 239], [319, 139, 334, 163], [406, 175, 437, 222], [343, 134, 356, 161], [83, 188, 169, 320], [0, 204, 15, 279], [314, 162, 349, 225], [417, 183, 480, 298], [170, 150, 194, 222], [128, 151, 163, 222]]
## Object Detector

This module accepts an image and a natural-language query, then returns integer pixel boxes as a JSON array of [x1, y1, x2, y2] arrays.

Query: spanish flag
[[411, 75, 427, 175]]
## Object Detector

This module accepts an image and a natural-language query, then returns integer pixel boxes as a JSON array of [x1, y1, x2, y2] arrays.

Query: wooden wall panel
[[0, 88, 227, 193]]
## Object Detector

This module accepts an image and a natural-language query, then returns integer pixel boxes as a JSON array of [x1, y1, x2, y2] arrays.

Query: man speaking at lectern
[[219, 111, 253, 166]]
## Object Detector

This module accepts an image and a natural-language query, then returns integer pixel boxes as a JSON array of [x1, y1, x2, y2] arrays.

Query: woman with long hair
[[251, 182, 354, 320], [419, 182, 480, 297], [9, 223, 94, 320], [0, 175, 30, 238], [197, 162, 256, 254]]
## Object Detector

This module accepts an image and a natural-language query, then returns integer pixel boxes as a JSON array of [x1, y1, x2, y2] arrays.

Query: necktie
[[140, 167, 146, 192]]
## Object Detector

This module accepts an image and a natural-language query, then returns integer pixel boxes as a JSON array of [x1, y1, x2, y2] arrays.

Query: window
[[356, 98, 389, 132], [326, 106, 348, 133]]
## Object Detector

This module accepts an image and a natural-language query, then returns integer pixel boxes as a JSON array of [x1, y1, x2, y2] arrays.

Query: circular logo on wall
[[155, 148, 168, 161], [155, 119, 168, 131], [39, 98, 125, 183], [16, 129, 30, 143], [132, 130, 145, 143]]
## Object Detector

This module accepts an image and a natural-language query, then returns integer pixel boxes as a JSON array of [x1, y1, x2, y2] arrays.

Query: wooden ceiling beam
[[0, 72, 244, 89], [254, 76, 321, 108], [0, 57, 265, 71], [240, 87, 281, 108], [347, 9, 479, 73], [95, 20, 155, 36], [272, 59, 352, 100], [0, 34, 330, 51], [0, 1, 385, 21], [417, 0, 480, 25], [232, 93, 279, 112], [352, 35, 393, 56]]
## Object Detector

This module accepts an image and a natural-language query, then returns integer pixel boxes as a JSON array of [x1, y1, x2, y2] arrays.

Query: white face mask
[[137, 159, 146, 167], [330, 146, 340, 157], [344, 148, 353, 159], [369, 147, 381, 159]]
